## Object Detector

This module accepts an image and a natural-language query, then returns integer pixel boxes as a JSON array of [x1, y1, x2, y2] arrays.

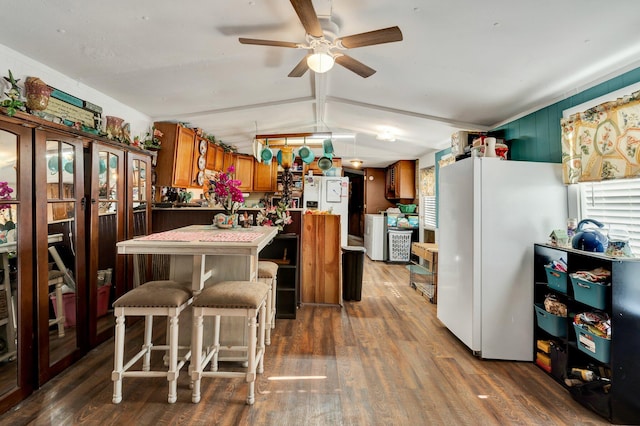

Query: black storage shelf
[[534, 243, 640, 424], [260, 233, 299, 319]]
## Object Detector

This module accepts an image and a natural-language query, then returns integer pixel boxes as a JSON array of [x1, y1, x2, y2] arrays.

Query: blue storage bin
[[570, 275, 610, 310], [544, 265, 567, 294], [535, 303, 567, 337], [573, 323, 611, 363]]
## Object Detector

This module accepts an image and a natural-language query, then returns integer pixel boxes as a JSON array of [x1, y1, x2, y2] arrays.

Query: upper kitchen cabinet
[[305, 158, 342, 176], [386, 160, 415, 200], [205, 141, 224, 172], [253, 160, 277, 192], [234, 154, 254, 192], [153, 122, 201, 188]]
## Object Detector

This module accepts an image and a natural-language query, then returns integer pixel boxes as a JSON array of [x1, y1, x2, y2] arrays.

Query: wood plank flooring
[[0, 258, 611, 425]]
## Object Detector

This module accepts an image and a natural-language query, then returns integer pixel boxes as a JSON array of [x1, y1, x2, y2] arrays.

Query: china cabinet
[[34, 128, 87, 385], [0, 116, 35, 414], [85, 142, 125, 347]]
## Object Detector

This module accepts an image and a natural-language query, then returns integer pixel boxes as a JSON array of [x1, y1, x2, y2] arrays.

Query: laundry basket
[[388, 229, 413, 262]]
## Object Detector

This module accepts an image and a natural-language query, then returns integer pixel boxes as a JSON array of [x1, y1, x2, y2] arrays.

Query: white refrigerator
[[303, 176, 349, 247], [437, 157, 567, 361]]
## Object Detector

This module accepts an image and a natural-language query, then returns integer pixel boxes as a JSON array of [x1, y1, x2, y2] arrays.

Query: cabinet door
[[205, 141, 216, 170], [396, 161, 415, 199], [173, 129, 196, 187], [214, 145, 225, 171], [223, 151, 234, 171], [35, 129, 86, 385], [253, 161, 277, 192], [0, 118, 35, 411], [87, 143, 125, 347], [234, 155, 254, 192], [126, 152, 153, 287]]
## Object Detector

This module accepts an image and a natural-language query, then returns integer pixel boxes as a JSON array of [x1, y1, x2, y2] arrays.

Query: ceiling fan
[[239, 0, 403, 78]]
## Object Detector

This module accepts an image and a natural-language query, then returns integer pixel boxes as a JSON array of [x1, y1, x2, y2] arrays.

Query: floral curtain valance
[[561, 90, 640, 184]]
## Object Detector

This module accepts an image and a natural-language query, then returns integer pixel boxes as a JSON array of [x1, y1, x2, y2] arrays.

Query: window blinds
[[579, 177, 640, 256]]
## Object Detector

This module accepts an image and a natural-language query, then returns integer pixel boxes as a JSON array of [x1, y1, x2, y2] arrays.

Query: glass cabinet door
[[35, 130, 85, 384], [88, 144, 124, 346], [0, 119, 35, 412], [126, 152, 152, 289]]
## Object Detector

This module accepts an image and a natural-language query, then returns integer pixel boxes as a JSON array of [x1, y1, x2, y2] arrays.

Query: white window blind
[[579, 177, 640, 256], [423, 195, 436, 229]]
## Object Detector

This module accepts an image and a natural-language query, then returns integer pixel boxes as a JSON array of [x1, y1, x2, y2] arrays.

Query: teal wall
[[494, 66, 640, 162]]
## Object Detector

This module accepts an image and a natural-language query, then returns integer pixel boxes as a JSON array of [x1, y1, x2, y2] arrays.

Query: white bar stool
[[190, 280, 269, 405], [111, 280, 192, 404], [257, 260, 278, 344]]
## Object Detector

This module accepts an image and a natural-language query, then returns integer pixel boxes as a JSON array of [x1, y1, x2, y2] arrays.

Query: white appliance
[[437, 157, 567, 361], [364, 214, 385, 260], [303, 176, 349, 246]]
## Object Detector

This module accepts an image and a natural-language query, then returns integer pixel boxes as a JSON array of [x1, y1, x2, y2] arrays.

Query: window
[[578, 178, 640, 256]]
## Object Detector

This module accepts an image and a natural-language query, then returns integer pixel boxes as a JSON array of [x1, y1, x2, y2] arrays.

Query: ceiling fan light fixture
[[307, 52, 335, 73]]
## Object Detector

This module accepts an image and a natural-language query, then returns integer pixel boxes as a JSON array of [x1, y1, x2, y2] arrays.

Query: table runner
[[138, 230, 263, 242]]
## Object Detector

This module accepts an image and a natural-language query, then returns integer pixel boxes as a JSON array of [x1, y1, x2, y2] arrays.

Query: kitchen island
[[117, 224, 278, 356]]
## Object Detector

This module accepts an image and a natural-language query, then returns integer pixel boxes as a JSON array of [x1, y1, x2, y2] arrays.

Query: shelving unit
[[259, 234, 299, 319], [533, 244, 640, 424]]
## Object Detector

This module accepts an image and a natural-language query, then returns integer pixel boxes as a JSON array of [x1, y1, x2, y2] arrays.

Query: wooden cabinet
[[259, 234, 299, 319], [153, 122, 198, 188], [234, 154, 254, 192], [533, 244, 640, 424], [385, 160, 415, 199], [223, 150, 234, 172], [253, 160, 277, 192], [205, 142, 224, 172], [301, 214, 341, 304]]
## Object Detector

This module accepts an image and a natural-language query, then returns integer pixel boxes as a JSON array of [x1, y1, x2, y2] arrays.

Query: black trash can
[[342, 245, 366, 301]]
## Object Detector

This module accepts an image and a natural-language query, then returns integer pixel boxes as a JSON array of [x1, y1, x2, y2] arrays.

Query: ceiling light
[[307, 43, 335, 73], [376, 131, 396, 142], [350, 159, 362, 168]]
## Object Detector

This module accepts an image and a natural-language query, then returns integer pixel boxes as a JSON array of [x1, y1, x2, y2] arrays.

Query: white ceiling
[[1, 0, 640, 167]]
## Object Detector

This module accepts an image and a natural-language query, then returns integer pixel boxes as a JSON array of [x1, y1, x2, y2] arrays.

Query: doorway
[[344, 169, 364, 239]]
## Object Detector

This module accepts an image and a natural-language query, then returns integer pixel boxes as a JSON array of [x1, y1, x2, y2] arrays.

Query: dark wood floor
[[0, 258, 611, 425]]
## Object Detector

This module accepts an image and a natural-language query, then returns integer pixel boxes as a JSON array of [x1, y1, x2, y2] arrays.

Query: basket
[[573, 323, 611, 363], [544, 265, 567, 294], [397, 203, 416, 213], [388, 230, 412, 262], [534, 303, 567, 337], [570, 275, 609, 310]]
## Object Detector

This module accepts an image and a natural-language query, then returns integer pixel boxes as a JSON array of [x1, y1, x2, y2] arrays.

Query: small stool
[[48, 270, 66, 338], [111, 280, 192, 404], [190, 281, 269, 405], [257, 261, 278, 344]]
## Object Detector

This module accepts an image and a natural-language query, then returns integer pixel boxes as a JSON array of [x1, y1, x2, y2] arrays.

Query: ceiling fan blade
[[290, 0, 323, 38], [288, 55, 310, 77], [335, 55, 376, 78], [336, 26, 403, 49], [239, 38, 300, 48]]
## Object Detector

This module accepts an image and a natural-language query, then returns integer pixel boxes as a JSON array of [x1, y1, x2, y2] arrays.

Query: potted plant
[[207, 166, 244, 228]]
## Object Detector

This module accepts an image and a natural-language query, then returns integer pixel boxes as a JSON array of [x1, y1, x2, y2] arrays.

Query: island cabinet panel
[[301, 214, 341, 305], [153, 122, 197, 188]]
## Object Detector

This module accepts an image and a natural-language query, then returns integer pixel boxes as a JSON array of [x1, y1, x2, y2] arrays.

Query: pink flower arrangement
[[0, 181, 13, 211], [209, 166, 244, 215], [257, 201, 292, 232]]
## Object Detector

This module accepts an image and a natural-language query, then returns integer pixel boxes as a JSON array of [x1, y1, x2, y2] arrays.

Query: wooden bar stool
[[48, 270, 66, 338], [190, 280, 269, 405], [257, 260, 278, 344], [111, 280, 192, 404]]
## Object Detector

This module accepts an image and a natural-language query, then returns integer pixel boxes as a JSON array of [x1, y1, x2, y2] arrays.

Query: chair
[[190, 280, 269, 405], [257, 261, 278, 345], [111, 280, 192, 404], [48, 270, 66, 337]]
